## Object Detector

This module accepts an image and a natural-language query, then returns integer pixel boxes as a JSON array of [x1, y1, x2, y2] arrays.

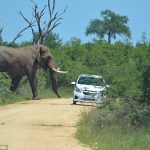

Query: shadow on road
[[31, 123, 75, 128]]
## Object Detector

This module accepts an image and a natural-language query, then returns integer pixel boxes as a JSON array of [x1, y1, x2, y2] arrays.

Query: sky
[[0, 0, 150, 44]]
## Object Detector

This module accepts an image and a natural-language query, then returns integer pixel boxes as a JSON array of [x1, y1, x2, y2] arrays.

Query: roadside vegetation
[[0, 71, 73, 105], [76, 108, 150, 150]]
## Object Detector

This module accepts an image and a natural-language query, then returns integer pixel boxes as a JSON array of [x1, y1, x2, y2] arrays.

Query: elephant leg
[[10, 77, 22, 92], [27, 71, 40, 100]]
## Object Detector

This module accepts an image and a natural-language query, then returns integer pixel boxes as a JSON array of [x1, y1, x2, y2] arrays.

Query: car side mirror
[[71, 82, 76, 85], [106, 85, 110, 88]]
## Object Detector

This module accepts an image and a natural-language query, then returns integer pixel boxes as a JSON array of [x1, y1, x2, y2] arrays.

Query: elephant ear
[[36, 45, 49, 58], [35, 45, 48, 60], [35, 45, 53, 65], [35, 45, 42, 63]]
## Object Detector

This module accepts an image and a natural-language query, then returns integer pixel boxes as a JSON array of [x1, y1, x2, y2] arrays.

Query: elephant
[[0, 44, 67, 100]]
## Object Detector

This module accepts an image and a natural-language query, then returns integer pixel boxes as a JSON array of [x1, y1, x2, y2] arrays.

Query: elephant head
[[36, 45, 67, 98]]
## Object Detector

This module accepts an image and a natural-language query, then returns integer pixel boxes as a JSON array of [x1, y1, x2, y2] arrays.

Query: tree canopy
[[86, 9, 131, 43]]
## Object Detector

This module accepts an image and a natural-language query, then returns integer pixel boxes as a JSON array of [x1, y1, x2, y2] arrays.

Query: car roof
[[79, 74, 103, 79]]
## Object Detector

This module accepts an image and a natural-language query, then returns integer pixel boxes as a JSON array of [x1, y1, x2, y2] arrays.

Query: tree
[[141, 32, 147, 44], [43, 32, 62, 49], [65, 37, 83, 61], [0, 28, 3, 45], [10, 0, 66, 45], [85, 9, 131, 43]]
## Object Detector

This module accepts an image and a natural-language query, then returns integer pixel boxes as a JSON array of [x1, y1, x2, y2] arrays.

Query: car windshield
[[77, 76, 105, 86]]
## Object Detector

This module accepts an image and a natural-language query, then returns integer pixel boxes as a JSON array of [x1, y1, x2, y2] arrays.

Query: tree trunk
[[108, 30, 112, 43]]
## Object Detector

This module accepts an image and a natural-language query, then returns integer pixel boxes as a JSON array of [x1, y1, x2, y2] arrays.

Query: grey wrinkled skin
[[0, 45, 60, 99]]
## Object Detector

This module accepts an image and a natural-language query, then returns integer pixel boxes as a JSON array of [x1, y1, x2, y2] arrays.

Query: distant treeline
[[1, 37, 150, 103]]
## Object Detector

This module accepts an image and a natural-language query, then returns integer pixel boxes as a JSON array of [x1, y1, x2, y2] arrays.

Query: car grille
[[83, 91, 97, 96]]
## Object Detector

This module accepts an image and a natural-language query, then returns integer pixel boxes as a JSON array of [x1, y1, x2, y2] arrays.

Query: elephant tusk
[[52, 68, 68, 74]]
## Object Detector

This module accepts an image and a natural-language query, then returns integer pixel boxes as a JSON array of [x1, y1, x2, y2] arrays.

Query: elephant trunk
[[49, 68, 61, 98], [48, 59, 61, 98], [48, 58, 67, 98]]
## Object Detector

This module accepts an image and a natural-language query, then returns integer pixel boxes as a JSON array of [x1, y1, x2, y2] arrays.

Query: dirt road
[[0, 98, 91, 150]]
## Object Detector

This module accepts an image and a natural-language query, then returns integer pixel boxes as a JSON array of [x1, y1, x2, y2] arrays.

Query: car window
[[77, 76, 105, 86]]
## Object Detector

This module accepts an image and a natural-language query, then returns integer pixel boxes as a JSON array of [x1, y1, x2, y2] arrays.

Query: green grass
[[0, 94, 29, 105], [39, 87, 73, 99], [0, 85, 73, 105], [76, 111, 150, 150]]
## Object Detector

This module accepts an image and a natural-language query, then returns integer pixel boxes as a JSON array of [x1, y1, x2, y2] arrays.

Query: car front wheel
[[73, 99, 77, 105]]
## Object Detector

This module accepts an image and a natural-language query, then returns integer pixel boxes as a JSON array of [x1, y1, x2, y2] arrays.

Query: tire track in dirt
[[0, 98, 91, 150]]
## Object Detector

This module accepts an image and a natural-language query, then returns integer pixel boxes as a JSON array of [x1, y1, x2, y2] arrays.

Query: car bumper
[[73, 91, 105, 103]]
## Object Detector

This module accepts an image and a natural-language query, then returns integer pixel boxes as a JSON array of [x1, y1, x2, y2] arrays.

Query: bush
[[91, 99, 150, 129]]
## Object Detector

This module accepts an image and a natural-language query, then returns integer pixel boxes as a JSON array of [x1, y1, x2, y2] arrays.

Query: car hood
[[76, 84, 106, 92]]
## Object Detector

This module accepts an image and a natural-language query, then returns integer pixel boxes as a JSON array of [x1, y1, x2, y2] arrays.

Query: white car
[[71, 74, 109, 104]]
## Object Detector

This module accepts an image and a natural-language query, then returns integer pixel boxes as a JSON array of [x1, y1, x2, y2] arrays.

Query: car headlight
[[101, 90, 106, 97], [75, 87, 82, 93]]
